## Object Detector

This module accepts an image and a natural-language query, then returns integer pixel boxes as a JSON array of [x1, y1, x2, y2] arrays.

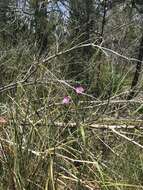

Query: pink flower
[[75, 86, 85, 94], [62, 96, 70, 104], [0, 117, 7, 125]]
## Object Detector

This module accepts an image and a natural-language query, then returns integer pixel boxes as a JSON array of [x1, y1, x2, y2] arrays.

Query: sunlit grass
[[0, 44, 143, 190]]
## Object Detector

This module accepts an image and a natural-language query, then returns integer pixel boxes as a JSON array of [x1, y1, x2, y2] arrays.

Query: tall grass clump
[[0, 41, 143, 190]]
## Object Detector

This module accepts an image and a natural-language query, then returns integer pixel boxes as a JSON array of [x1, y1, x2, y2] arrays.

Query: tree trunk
[[128, 33, 143, 99], [33, 0, 48, 56]]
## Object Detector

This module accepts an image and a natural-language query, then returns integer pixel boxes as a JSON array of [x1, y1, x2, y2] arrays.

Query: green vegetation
[[0, 1, 143, 189]]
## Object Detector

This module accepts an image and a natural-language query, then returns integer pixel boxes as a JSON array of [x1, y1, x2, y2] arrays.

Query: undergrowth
[[0, 43, 143, 190]]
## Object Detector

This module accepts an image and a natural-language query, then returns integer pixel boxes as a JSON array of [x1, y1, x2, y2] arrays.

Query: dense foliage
[[0, 1, 143, 189]]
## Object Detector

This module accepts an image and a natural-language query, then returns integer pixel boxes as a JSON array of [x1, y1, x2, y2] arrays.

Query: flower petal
[[62, 96, 70, 104], [75, 86, 85, 94]]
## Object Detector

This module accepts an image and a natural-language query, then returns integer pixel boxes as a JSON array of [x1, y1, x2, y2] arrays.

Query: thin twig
[[1, 43, 142, 94]]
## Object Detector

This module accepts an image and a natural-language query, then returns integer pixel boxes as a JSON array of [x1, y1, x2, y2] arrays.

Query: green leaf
[[80, 125, 86, 145]]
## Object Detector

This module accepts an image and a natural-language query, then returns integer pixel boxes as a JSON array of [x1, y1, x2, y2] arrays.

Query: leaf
[[79, 125, 86, 145]]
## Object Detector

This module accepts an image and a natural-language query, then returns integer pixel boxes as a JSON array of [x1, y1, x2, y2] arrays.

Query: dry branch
[[0, 43, 142, 95], [1, 121, 143, 159], [54, 122, 143, 130]]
